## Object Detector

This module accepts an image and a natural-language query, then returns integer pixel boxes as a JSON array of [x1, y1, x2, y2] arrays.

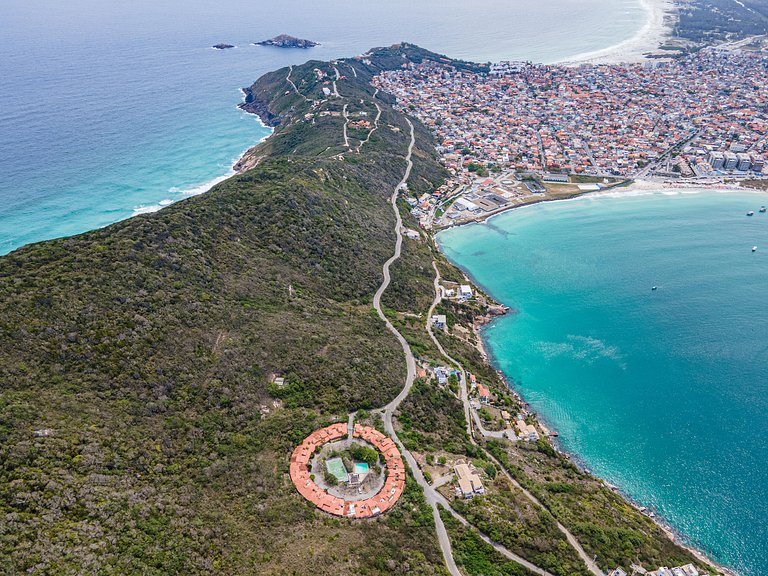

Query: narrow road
[[332, 67, 342, 98], [357, 101, 382, 152], [373, 120, 567, 576], [425, 263, 604, 576], [424, 262, 471, 439], [286, 65, 309, 102], [435, 492, 557, 576], [426, 263, 509, 440], [373, 118, 564, 576], [373, 119, 461, 576], [492, 457, 604, 576], [347, 411, 356, 439], [342, 103, 350, 148]]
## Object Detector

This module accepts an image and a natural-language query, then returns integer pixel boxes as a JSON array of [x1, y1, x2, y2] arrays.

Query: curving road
[[342, 103, 350, 148], [425, 261, 472, 439], [286, 65, 310, 102], [373, 119, 571, 576], [425, 262, 604, 576], [373, 119, 461, 576], [357, 101, 382, 152], [425, 264, 512, 440]]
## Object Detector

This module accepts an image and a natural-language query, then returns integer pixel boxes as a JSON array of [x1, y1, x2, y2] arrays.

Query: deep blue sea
[[0, 0, 645, 254], [439, 190, 768, 576]]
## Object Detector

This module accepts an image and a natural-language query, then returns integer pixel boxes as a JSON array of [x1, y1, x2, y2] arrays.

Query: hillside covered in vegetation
[[1, 42, 722, 576], [0, 44, 459, 575]]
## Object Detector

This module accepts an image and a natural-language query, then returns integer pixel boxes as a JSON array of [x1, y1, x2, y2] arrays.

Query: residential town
[[374, 47, 768, 228]]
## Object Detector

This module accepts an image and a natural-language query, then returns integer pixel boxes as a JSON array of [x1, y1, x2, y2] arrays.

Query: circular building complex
[[289, 423, 405, 518]]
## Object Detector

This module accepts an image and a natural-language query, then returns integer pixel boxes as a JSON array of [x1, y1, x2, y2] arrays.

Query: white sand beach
[[562, 0, 676, 65]]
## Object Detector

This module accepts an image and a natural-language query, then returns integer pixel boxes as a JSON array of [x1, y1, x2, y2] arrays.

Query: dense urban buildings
[[374, 48, 768, 181]]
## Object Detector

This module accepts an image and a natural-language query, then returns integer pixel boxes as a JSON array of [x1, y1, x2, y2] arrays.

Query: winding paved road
[[373, 119, 461, 576], [342, 103, 350, 148], [425, 263, 604, 576], [425, 262, 472, 439], [373, 120, 563, 576], [357, 101, 382, 152], [286, 65, 309, 102]]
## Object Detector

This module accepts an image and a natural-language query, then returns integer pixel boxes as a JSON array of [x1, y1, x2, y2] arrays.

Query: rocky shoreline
[[233, 52, 737, 575], [233, 87, 279, 173]]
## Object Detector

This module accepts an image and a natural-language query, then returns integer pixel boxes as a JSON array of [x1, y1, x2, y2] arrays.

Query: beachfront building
[[737, 152, 752, 171], [708, 151, 725, 170], [543, 172, 569, 183], [459, 285, 472, 300], [516, 420, 540, 442]]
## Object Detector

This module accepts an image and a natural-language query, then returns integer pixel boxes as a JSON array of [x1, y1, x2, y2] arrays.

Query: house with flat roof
[[459, 285, 472, 300], [543, 172, 569, 183], [455, 463, 484, 498], [431, 314, 447, 330]]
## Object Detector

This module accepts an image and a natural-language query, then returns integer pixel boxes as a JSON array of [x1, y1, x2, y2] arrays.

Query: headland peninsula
[[1, 39, 745, 576]]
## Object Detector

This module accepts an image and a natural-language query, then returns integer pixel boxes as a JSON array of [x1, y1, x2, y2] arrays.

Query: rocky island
[[254, 34, 319, 48], [211, 43, 234, 49]]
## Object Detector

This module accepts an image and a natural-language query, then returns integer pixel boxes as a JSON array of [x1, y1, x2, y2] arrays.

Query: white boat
[[747, 211, 755, 216], [760, 206, 767, 213], [753, 246, 758, 252]]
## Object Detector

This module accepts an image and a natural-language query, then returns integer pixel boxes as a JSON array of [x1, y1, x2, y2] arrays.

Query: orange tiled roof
[[288, 424, 406, 518]]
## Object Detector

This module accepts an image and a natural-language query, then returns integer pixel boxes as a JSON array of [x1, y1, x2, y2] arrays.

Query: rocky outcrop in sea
[[254, 34, 319, 49]]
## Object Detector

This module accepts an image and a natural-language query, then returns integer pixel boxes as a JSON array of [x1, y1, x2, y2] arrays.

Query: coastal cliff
[[0, 44, 725, 576], [0, 44, 451, 576]]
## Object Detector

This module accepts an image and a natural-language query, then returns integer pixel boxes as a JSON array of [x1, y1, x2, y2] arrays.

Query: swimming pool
[[354, 463, 369, 474]]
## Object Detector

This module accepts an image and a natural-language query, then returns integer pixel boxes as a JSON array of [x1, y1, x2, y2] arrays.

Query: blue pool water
[[354, 463, 370, 474]]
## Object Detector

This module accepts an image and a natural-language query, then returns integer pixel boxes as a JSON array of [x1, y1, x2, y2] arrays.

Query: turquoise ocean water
[[438, 191, 768, 576], [0, 0, 645, 254]]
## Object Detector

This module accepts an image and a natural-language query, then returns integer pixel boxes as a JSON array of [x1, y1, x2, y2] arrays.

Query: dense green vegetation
[[440, 509, 537, 576], [485, 440, 711, 573], [0, 40, 724, 576], [0, 45, 457, 575], [397, 378, 470, 455], [451, 477, 590, 576]]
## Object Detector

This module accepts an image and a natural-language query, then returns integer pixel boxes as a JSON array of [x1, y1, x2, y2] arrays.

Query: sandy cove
[[562, 0, 677, 65]]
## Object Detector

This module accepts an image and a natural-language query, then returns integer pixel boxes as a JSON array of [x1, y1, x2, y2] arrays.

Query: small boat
[[753, 246, 758, 252], [652, 286, 658, 291], [760, 206, 767, 213], [747, 211, 755, 216]]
